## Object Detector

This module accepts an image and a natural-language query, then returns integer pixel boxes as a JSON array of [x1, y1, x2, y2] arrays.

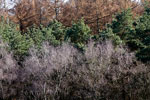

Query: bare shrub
[[13, 42, 81, 99], [50, 41, 150, 100], [1, 41, 150, 100], [0, 39, 18, 100]]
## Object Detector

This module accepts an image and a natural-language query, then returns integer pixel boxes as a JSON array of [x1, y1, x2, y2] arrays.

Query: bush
[[99, 8, 150, 62], [0, 20, 33, 58], [111, 9, 135, 41], [48, 20, 66, 41], [99, 9, 136, 47], [100, 24, 123, 45], [134, 4, 150, 62], [49, 41, 150, 100], [65, 18, 92, 49], [1, 41, 149, 100], [0, 38, 18, 100], [27, 26, 44, 48], [0, 20, 60, 59], [27, 25, 60, 48]]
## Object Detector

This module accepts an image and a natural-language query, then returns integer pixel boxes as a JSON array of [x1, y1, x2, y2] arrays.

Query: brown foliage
[[9, 0, 55, 32], [59, 0, 142, 33], [1, 0, 145, 33]]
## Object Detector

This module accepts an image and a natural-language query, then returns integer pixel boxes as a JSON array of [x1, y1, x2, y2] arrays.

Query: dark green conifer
[[65, 18, 91, 49], [135, 3, 150, 62]]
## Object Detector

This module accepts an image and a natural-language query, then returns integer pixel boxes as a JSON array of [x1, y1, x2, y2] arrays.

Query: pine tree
[[100, 24, 122, 45], [48, 20, 66, 41], [27, 25, 60, 48], [112, 9, 135, 41], [0, 18, 33, 58], [100, 9, 135, 46], [135, 3, 150, 62], [65, 18, 91, 49]]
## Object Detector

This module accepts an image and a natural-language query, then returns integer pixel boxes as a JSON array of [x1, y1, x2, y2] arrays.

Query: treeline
[[0, 1, 150, 62], [0, 0, 145, 32]]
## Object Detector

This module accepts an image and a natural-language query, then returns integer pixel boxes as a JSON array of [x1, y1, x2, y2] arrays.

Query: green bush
[[27, 25, 60, 48], [111, 9, 135, 41], [48, 20, 66, 41], [65, 18, 92, 49], [0, 18, 61, 59], [99, 9, 135, 47], [42, 26, 60, 46], [100, 24, 123, 45], [136, 46, 150, 62], [98, 8, 150, 62], [134, 3, 150, 62], [27, 26, 44, 48], [0, 20, 33, 58]]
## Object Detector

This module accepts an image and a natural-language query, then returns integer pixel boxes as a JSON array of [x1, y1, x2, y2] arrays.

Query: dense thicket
[[100, 5, 150, 62], [0, 40, 150, 100]]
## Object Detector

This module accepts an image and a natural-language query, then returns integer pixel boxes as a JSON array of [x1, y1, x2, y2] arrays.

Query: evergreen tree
[[0, 18, 33, 59], [48, 20, 66, 41], [65, 18, 91, 49], [111, 9, 135, 41], [100, 24, 122, 45], [27, 25, 60, 48], [135, 3, 150, 62], [99, 9, 135, 46]]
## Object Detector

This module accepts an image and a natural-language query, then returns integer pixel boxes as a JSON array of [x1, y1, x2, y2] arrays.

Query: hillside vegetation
[[0, 0, 150, 100]]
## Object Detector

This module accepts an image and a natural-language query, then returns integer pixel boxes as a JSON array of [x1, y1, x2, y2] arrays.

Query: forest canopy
[[0, 0, 149, 62]]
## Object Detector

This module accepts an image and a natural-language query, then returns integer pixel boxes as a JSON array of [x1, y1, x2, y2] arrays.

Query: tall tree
[[9, 0, 55, 32], [135, 3, 150, 62], [60, 0, 139, 34]]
